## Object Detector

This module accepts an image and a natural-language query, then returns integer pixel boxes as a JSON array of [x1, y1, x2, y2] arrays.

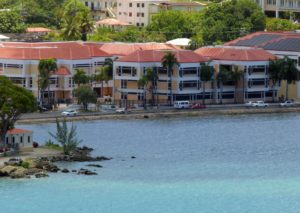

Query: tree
[[0, 10, 26, 33], [103, 58, 113, 78], [231, 66, 244, 103], [162, 52, 179, 105], [49, 118, 82, 155], [281, 56, 298, 100], [200, 0, 266, 44], [73, 69, 89, 87], [200, 63, 214, 104], [268, 59, 282, 102], [38, 59, 58, 105], [73, 85, 97, 111], [266, 18, 298, 31], [146, 68, 159, 106], [217, 67, 231, 104], [61, 0, 94, 41], [0, 76, 36, 147], [147, 10, 201, 41], [138, 75, 148, 109], [95, 66, 111, 97]]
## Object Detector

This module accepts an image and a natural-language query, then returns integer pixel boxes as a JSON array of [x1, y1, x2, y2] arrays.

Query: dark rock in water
[[77, 146, 94, 151], [144, 115, 149, 119], [61, 168, 69, 173], [95, 156, 112, 161], [35, 172, 48, 178], [131, 156, 136, 159], [77, 168, 97, 175], [72, 170, 77, 173], [86, 164, 102, 168]]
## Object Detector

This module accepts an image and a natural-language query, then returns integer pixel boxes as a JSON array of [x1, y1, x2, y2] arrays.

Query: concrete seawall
[[17, 107, 300, 124]]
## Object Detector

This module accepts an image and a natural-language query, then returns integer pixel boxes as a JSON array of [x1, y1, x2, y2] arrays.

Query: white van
[[174, 101, 190, 109]]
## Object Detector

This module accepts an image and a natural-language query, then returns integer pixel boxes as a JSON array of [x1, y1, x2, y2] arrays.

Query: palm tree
[[138, 75, 148, 109], [73, 69, 89, 87], [61, 15, 81, 40], [281, 56, 298, 100], [217, 66, 231, 104], [162, 52, 179, 105], [38, 59, 58, 105], [145, 67, 159, 106], [104, 58, 113, 78], [79, 9, 94, 41], [200, 63, 214, 104], [231, 66, 244, 103], [268, 59, 282, 102], [95, 66, 111, 97]]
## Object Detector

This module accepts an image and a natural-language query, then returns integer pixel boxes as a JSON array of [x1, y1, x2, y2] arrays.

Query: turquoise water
[[2, 113, 300, 212]]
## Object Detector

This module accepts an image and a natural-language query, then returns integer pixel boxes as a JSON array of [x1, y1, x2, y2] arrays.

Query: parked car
[[245, 101, 254, 107], [191, 103, 206, 109], [174, 101, 190, 109], [280, 100, 295, 107], [61, 109, 78, 116], [116, 108, 126, 114], [252, 101, 269, 107]]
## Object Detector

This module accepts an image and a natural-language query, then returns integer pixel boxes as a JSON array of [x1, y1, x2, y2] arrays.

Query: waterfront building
[[113, 49, 209, 106], [225, 31, 300, 101], [0, 42, 178, 104], [194, 47, 277, 103]]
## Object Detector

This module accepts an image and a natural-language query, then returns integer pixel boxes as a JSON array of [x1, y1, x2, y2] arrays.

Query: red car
[[191, 103, 206, 109]]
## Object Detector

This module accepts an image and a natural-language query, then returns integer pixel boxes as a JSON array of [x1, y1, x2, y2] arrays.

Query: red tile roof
[[27, 27, 52, 33], [55, 67, 71, 75], [95, 43, 181, 56], [0, 42, 111, 60], [194, 47, 276, 61], [7, 128, 32, 134], [117, 49, 208, 63]]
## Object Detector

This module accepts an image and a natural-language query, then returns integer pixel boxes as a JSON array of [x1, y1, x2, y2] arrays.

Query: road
[[20, 103, 299, 120]]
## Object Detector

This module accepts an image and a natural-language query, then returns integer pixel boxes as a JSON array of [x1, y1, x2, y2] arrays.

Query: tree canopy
[[266, 18, 299, 31], [0, 76, 36, 146], [199, 0, 266, 44], [73, 86, 97, 111], [0, 10, 26, 33]]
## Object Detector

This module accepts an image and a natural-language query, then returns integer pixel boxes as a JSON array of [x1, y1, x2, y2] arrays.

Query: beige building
[[116, 0, 205, 27], [254, 0, 300, 17], [83, 0, 117, 20]]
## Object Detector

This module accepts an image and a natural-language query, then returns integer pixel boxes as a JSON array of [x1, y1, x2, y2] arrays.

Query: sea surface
[[1, 113, 300, 212]]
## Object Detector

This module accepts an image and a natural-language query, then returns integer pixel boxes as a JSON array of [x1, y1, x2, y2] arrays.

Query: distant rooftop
[[225, 31, 300, 52]]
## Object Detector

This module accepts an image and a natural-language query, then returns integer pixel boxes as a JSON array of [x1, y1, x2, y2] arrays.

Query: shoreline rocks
[[0, 146, 111, 179]]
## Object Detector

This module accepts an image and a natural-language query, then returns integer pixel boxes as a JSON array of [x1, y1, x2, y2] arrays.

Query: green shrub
[[21, 161, 30, 169]]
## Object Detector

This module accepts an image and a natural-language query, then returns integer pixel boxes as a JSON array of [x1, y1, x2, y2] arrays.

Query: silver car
[[61, 109, 78, 116]]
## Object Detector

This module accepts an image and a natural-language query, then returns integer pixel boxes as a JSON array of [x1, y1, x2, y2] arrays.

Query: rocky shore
[[0, 146, 112, 179]]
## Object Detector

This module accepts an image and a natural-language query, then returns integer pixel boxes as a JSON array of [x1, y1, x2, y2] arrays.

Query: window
[[141, 23, 144, 26], [85, 2, 88, 7], [73, 64, 92, 68], [141, 13, 144, 17], [20, 136, 23, 143], [12, 137, 15, 144], [91, 2, 94, 10], [248, 66, 266, 75], [137, 3, 140, 7], [129, 3, 132, 7], [180, 81, 198, 90], [137, 12, 140, 17], [138, 93, 144, 100], [121, 80, 127, 89], [29, 77, 33, 88], [247, 92, 262, 99], [119, 12, 121, 15], [121, 93, 127, 100], [298, 57, 300, 66], [180, 67, 198, 77], [119, 3, 121, 6], [136, 23, 140, 26], [28, 136, 30, 143], [168, 81, 172, 90], [220, 92, 234, 99], [129, 12, 132, 17], [4, 64, 23, 68], [142, 3, 145, 7], [156, 67, 167, 75], [248, 78, 267, 87], [69, 77, 73, 87]]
